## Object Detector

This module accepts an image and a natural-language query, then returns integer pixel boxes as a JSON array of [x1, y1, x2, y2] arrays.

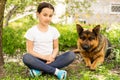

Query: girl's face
[[37, 8, 54, 26]]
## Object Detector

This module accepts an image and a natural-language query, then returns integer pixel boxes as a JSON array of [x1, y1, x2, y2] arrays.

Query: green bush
[[3, 26, 26, 55], [56, 24, 78, 51], [3, 15, 37, 55]]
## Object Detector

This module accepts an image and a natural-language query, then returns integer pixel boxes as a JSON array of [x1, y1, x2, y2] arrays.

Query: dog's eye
[[80, 36, 86, 40]]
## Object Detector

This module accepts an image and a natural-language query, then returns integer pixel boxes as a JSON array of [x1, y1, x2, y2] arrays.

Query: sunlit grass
[[1, 60, 120, 80]]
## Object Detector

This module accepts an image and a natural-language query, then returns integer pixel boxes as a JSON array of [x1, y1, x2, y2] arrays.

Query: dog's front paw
[[85, 64, 91, 69], [90, 68, 96, 71], [85, 66, 90, 69], [86, 63, 91, 67], [90, 66, 96, 71], [73, 49, 80, 53]]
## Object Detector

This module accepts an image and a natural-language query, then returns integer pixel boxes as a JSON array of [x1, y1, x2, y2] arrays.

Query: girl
[[23, 2, 75, 80]]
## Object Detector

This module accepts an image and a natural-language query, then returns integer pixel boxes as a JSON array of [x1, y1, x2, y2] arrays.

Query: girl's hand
[[46, 55, 55, 64]]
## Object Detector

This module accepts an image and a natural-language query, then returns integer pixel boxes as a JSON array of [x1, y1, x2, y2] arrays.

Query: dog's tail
[[105, 39, 112, 58]]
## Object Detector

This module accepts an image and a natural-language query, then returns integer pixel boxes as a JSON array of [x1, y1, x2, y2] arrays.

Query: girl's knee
[[70, 51, 76, 58], [67, 51, 76, 60], [23, 53, 32, 63]]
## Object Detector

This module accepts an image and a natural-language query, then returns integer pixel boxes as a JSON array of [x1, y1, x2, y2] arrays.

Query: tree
[[0, 0, 7, 77], [63, 0, 95, 23]]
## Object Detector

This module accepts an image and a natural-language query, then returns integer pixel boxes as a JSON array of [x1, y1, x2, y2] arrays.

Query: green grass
[[1, 59, 120, 80]]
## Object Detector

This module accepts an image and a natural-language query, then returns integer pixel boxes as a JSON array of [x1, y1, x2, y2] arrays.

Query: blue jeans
[[23, 51, 75, 74]]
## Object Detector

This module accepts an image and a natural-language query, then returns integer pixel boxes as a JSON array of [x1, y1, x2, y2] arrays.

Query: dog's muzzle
[[82, 45, 90, 51]]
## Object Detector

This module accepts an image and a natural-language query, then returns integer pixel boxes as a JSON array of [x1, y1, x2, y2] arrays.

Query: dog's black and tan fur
[[74, 24, 111, 70]]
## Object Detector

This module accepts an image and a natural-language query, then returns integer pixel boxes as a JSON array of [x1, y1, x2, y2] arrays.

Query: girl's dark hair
[[37, 2, 54, 13]]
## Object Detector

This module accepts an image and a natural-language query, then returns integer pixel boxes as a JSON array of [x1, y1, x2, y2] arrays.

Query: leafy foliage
[[3, 26, 25, 55], [56, 24, 78, 51], [3, 15, 37, 55]]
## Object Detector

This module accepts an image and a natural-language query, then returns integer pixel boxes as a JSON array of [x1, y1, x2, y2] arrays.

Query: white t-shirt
[[24, 25, 60, 55]]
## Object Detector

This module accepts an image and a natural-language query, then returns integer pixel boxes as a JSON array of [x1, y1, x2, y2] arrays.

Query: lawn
[[1, 53, 120, 80]]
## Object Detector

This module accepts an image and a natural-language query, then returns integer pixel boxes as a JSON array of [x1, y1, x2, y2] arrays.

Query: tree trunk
[[0, 0, 7, 77]]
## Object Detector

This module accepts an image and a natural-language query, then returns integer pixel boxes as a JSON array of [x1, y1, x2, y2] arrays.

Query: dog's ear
[[76, 24, 83, 35], [93, 25, 100, 35]]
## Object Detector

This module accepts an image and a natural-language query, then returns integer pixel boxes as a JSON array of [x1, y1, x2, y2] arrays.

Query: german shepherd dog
[[74, 24, 111, 70]]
